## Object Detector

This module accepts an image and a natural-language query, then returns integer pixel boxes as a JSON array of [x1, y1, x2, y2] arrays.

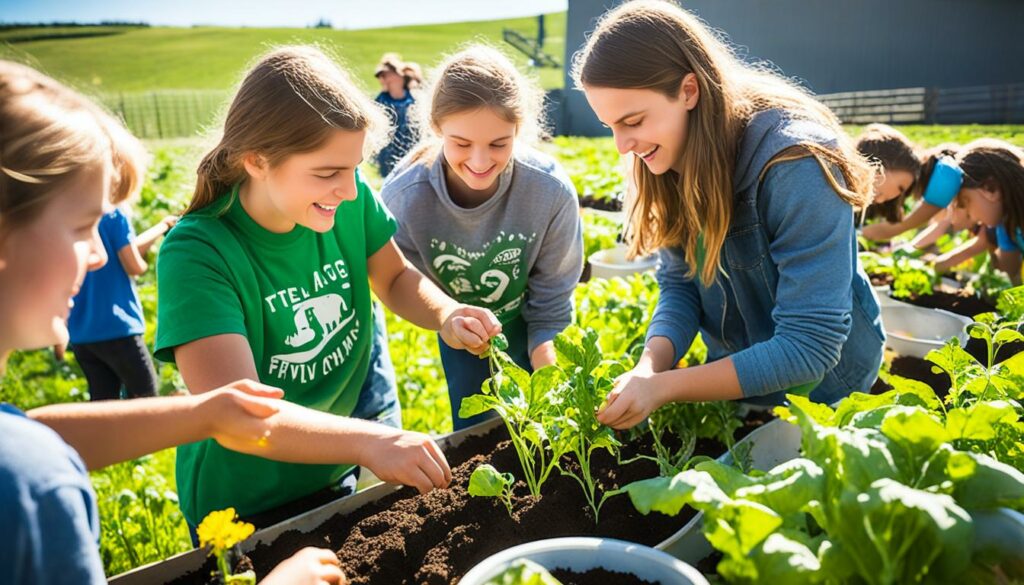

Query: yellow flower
[[196, 508, 255, 554]]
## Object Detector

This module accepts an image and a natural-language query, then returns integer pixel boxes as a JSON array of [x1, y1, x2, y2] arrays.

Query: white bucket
[[588, 244, 657, 280], [460, 537, 709, 585], [882, 304, 972, 359]]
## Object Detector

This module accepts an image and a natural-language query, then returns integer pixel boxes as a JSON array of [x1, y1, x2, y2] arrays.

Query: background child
[[374, 52, 422, 178], [67, 207, 177, 401], [381, 45, 583, 430], [952, 139, 1024, 285]]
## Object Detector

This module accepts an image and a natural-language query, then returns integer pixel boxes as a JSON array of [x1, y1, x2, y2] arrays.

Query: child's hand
[[261, 547, 346, 585], [861, 222, 897, 242], [202, 379, 285, 452], [596, 364, 663, 430], [440, 305, 501, 355], [162, 215, 179, 231], [359, 427, 452, 494]]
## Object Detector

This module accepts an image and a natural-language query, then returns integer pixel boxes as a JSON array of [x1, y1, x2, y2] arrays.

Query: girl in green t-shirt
[[155, 46, 502, 531]]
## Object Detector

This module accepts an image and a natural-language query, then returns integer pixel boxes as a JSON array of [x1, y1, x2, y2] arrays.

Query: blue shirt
[[0, 404, 104, 584], [375, 90, 417, 178], [68, 208, 145, 344], [995, 224, 1024, 252]]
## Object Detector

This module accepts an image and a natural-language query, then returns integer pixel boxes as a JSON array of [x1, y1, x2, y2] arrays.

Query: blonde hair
[[572, 0, 873, 285], [187, 45, 389, 214], [0, 61, 146, 241], [408, 44, 546, 164]]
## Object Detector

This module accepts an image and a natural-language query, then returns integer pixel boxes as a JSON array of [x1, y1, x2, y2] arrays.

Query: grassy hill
[[0, 13, 567, 93]]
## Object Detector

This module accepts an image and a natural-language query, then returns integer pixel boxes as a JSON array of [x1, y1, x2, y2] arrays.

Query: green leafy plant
[[552, 327, 627, 523], [484, 559, 564, 585], [623, 391, 1024, 584], [468, 464, 516, 517], [459, 334, 573, 498], [581, 211, 622, 260], [860, 251, 938, 299], [574, 272, 659, 363]]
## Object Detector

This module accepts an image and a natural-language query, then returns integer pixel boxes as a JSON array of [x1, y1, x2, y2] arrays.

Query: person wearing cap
[[374, 53, 422, 178]]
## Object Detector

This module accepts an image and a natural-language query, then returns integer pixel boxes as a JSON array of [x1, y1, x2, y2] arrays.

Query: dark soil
[[578, 194, 623, 212], [549, 567, 658, 584], [901, 289, 995, 319], [872, 356, 951, 399], [171, 411, 775, 585], [869, 273, 893, 287], [695, 551, 723, 576]]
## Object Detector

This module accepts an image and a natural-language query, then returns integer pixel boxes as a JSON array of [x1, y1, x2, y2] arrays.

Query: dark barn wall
[[561, 0, 1022, 135]]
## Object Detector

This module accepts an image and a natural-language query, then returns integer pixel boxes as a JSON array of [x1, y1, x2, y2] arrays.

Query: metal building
[[558, 0, 1024, 136]]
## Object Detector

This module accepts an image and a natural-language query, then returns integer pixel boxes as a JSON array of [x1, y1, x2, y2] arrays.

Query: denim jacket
[[646, 109, 884, 406]]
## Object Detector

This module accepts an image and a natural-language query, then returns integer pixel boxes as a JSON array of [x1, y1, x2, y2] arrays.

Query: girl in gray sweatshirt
[[381, 46, 583, 430]]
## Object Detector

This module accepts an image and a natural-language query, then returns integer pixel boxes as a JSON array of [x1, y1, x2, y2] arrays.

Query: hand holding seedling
[[440, 304, 502, 355], [597, 362, 665, 430], [358, 427, 453, 494]]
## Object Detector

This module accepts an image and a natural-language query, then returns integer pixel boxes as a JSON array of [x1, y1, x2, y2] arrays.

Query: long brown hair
[[406, 44, 546, 165], [0, 61, 146, 241], [957, 139, 1024, 241], [857, 123, 921, 222], [572, 0, 873, 284], [187, 45, 388, 214]]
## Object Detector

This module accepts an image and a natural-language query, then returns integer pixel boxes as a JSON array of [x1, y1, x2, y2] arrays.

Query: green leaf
[[624, 470, 728, 516], [880, 406, 949, 455], [468, 464, 513, 498], [945, 400, 1019, 442], [458, 394, 499, 419], [483, 559, 563, 585]]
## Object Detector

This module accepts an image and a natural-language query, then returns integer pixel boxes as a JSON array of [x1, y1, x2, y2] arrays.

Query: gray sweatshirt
[[381, 146, 583, 353]]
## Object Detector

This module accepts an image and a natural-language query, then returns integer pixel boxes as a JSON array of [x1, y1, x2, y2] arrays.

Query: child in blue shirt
[[374, 53, 422, 178], [67, 208, 176, 400]]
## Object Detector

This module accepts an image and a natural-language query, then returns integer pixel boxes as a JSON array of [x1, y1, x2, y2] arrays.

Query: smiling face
[[439, 107, 516, 198], [0, 162, 109, 355], [242, 128, 366, 234], [582, 75, 699, 176], [872, 168, 915, 205], [956, 185, 1003, 228]]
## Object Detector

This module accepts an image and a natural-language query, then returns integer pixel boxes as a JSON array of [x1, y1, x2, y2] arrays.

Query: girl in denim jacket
[[571, 1, 885, 428]]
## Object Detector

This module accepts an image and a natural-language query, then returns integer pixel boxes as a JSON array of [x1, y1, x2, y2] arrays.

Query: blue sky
[[0, 0, 568, 29]]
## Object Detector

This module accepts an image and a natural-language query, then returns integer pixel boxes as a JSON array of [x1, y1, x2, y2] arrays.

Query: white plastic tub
[[588, 244, 657, 280], [882, 304, 972, 358], [460, 537, 708, 585]]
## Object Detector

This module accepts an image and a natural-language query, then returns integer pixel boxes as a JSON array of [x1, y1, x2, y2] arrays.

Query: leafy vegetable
[[483, 559, 563, 585], [468, 464, 517, 517]]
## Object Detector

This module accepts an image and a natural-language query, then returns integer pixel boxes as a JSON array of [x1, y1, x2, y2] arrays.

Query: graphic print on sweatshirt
[[263, 258, 361, 384], [429, 231, 536, 321]]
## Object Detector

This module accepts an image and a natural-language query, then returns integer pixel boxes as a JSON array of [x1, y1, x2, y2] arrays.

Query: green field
[[0, 14, 567, 93]]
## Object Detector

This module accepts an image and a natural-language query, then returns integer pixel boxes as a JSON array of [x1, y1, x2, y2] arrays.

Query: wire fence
[[100, 90, 228, 139], [103, 83, 1024, 140]]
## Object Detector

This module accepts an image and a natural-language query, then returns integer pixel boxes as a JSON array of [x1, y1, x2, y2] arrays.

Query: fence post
[[152, 92, 164, 139], [924, 87, 938, 124]]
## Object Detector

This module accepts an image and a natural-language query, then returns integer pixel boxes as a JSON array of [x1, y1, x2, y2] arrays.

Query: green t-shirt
[[155, 177, 397, 526]]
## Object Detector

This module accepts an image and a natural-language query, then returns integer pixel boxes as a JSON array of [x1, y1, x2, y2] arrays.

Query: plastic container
[[460, 537, 709, 585], [588, 244, 657, 280], [882, 304, 972, 358]]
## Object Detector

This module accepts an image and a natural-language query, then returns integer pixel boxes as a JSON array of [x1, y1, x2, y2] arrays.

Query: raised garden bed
[[131, 408, 771, 585]]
